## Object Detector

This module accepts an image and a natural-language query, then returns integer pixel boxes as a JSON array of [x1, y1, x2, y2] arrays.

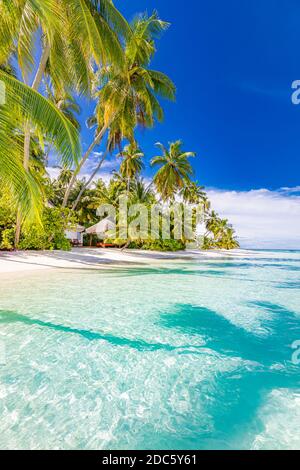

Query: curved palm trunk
[[31, 42, 51, 91], [121, 238, 131, 252], [71, 149, 109, 211], [14, 42, 51, 248], [62, 124, 109, 208]]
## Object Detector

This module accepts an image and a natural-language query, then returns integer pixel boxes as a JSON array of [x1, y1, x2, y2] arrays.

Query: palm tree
[[0, 0, 129, 244], [45, 85, 81, 130], [218, 227, 239, 249], [44, 86, 81, 165], [151, 141, 196, 201], [204, 210, 239, 249], [57, 169, 74, 188], [62, 11, 176, 207], [0, 70, 80, 226], [214, 218, 229, 240], [180, 181, 208, 205], [0, 0, 127, 162], [205, 210, 220, 237], [70, 149, 110, 211], [0, 1, 128, 91], [118, 144, 145, 191], [129, 178, 156, 205]]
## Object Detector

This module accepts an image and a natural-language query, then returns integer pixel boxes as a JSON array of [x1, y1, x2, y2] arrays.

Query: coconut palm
[[118, 144, 145, 191], [129, 178, 156, 205], [45, 85, 81, 130], [205, 210, 220, 236], [0, 1, 128, 91], [151, 141, 196, 201], [217, 227, 239, 249], [70, 149, 109, 211], [204, 210, 239, 249], [0, 70, 80, 225], [214, 218, 230, 240], [180, 181, 209, 206], [43, 86, 81, 165], [0, 0, 130, 244], [57, 169, 74, 187], [62, 11, 176, 207]]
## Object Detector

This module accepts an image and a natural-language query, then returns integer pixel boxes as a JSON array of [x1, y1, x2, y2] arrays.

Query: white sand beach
[[0, 247, 250, 274]]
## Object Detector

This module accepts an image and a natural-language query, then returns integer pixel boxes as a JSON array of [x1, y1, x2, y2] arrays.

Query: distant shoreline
[[0, 247, 252, 275]]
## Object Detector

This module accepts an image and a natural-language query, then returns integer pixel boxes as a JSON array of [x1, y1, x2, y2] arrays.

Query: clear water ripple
[[0, 249, 299, 449]]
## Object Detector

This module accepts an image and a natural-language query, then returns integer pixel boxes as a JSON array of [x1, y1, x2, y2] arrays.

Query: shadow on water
[[160, 302, 300, 365], [1, 299, 300, 449], [105, 266, 228, 278], [0, 310, 204, 354], [159, 301, 300, 449], [66, 265, 279, 286]]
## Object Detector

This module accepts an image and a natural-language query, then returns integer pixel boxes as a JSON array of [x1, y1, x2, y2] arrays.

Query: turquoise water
[[0, 250, 299, 450]]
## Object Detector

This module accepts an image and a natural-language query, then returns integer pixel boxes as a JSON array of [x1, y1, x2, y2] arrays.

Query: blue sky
[[75, 0, 300, 191], [50, 0, 300, 247]]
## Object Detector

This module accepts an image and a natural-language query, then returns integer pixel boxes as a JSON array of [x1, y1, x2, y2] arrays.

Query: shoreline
[[0, 247, 251, 275]]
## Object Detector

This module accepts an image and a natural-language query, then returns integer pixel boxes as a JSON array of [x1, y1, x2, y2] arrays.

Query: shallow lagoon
[[0, 250, 299, 449]]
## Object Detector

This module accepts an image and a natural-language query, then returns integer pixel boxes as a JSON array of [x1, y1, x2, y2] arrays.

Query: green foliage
[[118, 144, 145, 190], [140, 239, 185, 252], [151, 141, 195, 201], [93, 12, 176, 148], [0, 70, 82, 225], [0, 0, 240, 253], [0, 188, 16, 250], [202, 211, 240, 250], [46, 165, 239, 252], [104, 237, 185, 252], [0, 228, 15, 250], [0, 189, 15, 227], [18, 207, 74, 251]]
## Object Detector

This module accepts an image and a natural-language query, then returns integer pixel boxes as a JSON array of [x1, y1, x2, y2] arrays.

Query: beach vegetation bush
[[19, 208, 74, 251]]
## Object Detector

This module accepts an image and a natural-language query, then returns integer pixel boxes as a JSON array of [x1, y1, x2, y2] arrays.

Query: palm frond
[[148, 70, 176, 101], [0, 71, 81, 220], [0, 71, 81, 165]]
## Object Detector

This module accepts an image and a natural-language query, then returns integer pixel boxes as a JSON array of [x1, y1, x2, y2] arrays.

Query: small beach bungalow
[[85, 217, 116, 246], [65, 225, 85, 247]]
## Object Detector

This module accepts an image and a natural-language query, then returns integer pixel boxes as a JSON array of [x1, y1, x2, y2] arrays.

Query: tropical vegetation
[[0, 0, 239, 252]]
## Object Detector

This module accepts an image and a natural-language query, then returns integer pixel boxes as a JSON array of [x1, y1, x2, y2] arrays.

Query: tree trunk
[[31, 42, 51, 91], [62, 124, 109, 208], [14, 213, 22, 249], [71, 149, 109, 211], [14, 42, 51, 248], [121, 239, 131, 252]]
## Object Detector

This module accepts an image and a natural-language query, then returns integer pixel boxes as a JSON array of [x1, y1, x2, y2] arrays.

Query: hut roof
[[85, 218, 115, 235], [66, 224, 85, 233]]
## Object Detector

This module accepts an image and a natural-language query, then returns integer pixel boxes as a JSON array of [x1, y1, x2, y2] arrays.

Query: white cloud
[[46, 167, 60, 179], [207, 188, 300, 249], [79, 171, 113, 186], [81, 152, 119, 175], [46, 153, 120, 187]]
